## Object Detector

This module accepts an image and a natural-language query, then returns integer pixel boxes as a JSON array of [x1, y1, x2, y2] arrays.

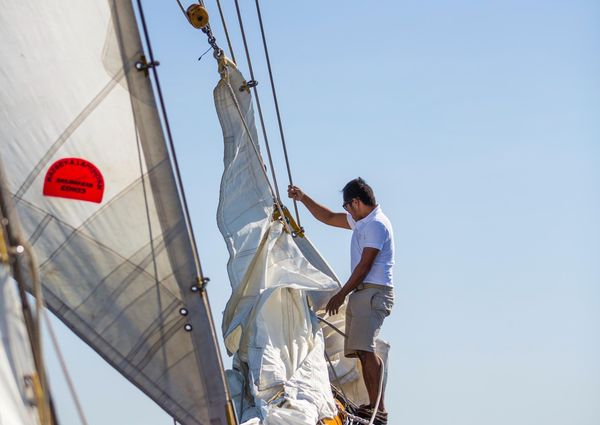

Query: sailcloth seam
[[27, 214, 53, 246], [128, 313, 185, 371], [14, 69, 126, 199], [14, 198, 184, 306], [17, 158, 166, 262], [73, 230, 172, 310], [40, 289, 201, 425]]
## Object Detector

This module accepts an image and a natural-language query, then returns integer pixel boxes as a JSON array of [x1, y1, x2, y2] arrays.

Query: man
[[288, 178, 394, 423]]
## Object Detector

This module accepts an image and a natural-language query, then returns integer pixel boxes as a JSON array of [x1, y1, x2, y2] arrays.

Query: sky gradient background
[[43, 1, 599, 424]]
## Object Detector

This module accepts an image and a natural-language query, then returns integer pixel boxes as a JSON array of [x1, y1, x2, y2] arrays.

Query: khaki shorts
[[345, 283, 394, 358]]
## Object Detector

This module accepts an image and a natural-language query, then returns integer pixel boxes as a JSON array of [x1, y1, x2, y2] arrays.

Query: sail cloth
[[215, 63, 339, 424], [0, 264, 40, 425], [0, 1, 231, 424]]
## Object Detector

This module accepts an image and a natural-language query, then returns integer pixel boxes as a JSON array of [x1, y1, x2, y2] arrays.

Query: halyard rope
[[221, 65, 293, 235], [43, 311, 90, 425], [232, 0, 283, 205], [324, 349, 350, 406], [170, 2, 292, 233], [137, 0, 206, 281], [318, 316, 386, 425], [253, 0, 302, 228], [174, 1, 302, 230], [215, 0, 237, 63]]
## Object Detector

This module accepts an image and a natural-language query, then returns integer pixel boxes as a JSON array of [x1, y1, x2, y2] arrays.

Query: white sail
[[214, 63, 339, 424], [0, 1, 232, 424]]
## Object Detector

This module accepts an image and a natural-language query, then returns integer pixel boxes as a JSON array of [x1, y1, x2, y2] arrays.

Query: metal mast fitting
[[272, 205, 304, 238]]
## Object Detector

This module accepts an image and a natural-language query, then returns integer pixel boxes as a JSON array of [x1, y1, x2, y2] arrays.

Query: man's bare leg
[[357, 350, 386, 413]]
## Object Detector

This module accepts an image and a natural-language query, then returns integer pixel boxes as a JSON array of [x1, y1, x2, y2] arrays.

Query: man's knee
[[356, 350, 373, 362], [356, 350, 381, 367]]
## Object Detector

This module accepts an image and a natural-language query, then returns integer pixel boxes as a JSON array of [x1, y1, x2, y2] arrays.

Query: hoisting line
[[175, 0, 236, 62], [175, 1, 293, 236], [318, 316, 385, 425], [220, 62, 293, 236], [215, 0, 237, 64], [137, 3, 239, 425], [43, 311, 90, 425], [232, 0, 283, 206], [253, 0, 302, 229], [323, 349, 350, 406], [136, 0, 206, 281]]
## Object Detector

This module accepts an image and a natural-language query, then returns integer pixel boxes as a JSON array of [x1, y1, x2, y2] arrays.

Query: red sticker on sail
[[43, 158, 104, 203]]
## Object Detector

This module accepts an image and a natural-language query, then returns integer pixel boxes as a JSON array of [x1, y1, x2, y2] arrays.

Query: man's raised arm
[[288, 185, 350, 229]]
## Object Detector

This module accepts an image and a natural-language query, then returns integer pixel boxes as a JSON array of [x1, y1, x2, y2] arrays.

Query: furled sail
[[214, 60, 391, 423], [0, 1, 232, 424], [214, 62, 338, 424]]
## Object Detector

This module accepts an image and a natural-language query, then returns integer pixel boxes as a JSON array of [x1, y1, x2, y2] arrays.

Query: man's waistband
[[355, 282, 394, 292]]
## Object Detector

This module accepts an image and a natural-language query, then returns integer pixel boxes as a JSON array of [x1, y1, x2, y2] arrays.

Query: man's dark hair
[[342, 177, 376, 206]]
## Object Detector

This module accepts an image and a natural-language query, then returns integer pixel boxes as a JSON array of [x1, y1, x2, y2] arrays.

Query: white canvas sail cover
[[0, 1, 231, 424], [0, 264, 40, 425]]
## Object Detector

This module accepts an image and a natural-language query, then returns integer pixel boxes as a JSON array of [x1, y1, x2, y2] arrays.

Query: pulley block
[[186, 4, 209, 29], [272, 205, 304, 238]]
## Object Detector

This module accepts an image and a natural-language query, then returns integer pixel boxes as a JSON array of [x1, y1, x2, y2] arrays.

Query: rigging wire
[[43, 312, 90, 425], [169, 1, 291, 233], [135, 0, 206, 281], [232, 0, 283, 204], [368, 354, 386, 425], [318, 315, 386, 425], [174, 0, 186, 16], [214, 0, 237, 63], [174, 0, 300, 233], [134, 6, 241, 418], [221, 66, 293, 236], [323, 349, 350, 406], [253, 0, 301, 227]]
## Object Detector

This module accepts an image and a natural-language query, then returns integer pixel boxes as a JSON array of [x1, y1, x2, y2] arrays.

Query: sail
[[214, 62, 339, 424], [0, 1, 232, 424]]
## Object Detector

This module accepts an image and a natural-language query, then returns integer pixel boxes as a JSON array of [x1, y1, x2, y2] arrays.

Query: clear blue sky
[[44, 1, 600, 424]]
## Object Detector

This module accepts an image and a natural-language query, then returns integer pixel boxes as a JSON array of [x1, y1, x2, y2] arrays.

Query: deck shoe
[[359, 410, 388, 424], [356, 405, 373, 419], [354, 405, 388, 424], [373, 411, 388, 425]]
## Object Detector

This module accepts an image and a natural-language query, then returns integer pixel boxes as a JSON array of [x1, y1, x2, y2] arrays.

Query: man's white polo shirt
[[346, 205, 395, 287]]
